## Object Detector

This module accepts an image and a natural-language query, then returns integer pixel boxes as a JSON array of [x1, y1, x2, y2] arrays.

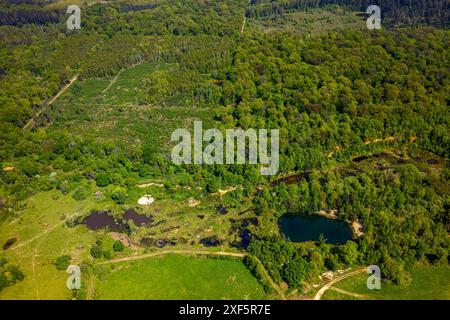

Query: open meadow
[[95, 254, 267, 300], [322, 266, 450, 300]]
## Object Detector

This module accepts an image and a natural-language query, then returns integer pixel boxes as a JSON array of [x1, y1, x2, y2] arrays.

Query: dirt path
[[31, 249, 40, 300], [329, 287, 364, 299], [251, 256, 287, 300], [213, 186, 241, 196], [314, 268, 365, 300], [23, 74, 78, 130], [241, 17, 247, 33], [241, 0, 250, 33], [136, 182, 164, 188], [99, 250, 245, 265], [101, 69, 123, 94], [86, 271, 95, 300], [11, 221, 65, 251]]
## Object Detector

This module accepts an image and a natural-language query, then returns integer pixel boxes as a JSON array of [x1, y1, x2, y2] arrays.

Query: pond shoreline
[[316, 210, 364, 239]]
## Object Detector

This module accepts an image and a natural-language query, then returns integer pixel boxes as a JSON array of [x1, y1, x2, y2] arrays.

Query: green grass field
[[323, 266, 450, 300], [0, 190, 105, 300], [95, 254, 267, 300]]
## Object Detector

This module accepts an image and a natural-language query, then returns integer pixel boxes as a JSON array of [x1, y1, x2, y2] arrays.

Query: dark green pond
[[279, 215, 353, 244]]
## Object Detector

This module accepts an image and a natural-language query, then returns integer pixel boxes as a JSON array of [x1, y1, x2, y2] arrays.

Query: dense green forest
[[0, 0, 448, 293]]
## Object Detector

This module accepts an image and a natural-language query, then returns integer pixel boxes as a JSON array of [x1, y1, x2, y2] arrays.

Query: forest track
[[314, 268, 365, 300], [251, 255, 287, 300], [23, 74, 78, 130], [241, 17, 247, 33], [241, 0, 250, 33], [101, 69, 123, 94]]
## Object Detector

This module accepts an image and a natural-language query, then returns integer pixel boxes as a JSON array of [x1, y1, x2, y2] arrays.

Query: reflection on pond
[[279, 215, 353, 245]]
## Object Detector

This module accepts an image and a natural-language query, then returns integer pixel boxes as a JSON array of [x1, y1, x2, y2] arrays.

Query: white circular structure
[[138, 195, 154, 205]]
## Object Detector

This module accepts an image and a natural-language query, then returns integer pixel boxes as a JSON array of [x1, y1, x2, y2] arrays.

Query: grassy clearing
[[249, 7, 366, 35], [95, 254, 267, 300], [100, 62, 162, 105], [49, 62, 214, 150], [322, 266, 450, 300], [123, 184, 253, 252]]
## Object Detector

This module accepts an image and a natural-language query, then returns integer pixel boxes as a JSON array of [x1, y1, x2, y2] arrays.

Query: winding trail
[[23, 74, 79, 130], [314, 268, 365, 300], [329, 287, 364, 299]]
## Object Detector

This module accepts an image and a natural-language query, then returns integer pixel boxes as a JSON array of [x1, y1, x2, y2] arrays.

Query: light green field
[[100, 62, 163, 105], [0, 190, 106, 299], [95, 254, 267, 300], [323, 266, 450, 300], [249, 7, 366, 35]]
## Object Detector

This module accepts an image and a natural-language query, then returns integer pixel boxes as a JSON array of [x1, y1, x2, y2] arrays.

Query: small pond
[[200, 236, 221, 247], [3, 237, 17, 250], [279, 215, 353, 245], [83, 209, 152, 231], [83, 211, 123, 231], [123, 209, 152, 226]]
